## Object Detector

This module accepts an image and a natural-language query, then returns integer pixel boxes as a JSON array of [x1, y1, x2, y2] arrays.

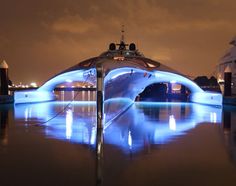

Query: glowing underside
[[14, 67, 222, 106]]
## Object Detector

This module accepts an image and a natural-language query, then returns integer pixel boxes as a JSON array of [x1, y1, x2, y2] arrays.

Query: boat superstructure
[[14, 30, 222, 106], [217, 36, 236, 94]]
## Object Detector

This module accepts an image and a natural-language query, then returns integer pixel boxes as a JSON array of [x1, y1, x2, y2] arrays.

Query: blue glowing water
[[13, 98, 222, 153]]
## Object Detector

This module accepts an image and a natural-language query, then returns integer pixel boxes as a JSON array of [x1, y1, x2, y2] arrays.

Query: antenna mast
[[121, 25, 125, 43]]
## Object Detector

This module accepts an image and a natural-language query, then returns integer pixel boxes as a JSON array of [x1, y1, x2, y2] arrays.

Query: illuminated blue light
[[90, 127, 96, 145], [135, 102, 191, 106], [39, 69, 95, 91], [14, 102, 55, 122], [14, 102, 96, 145], [128, 130, 132, 149], [65, 79, 73, 83], [14, 64, 222, 106], [65, 109, 73, 139], [190, 91, 222, 106], [24, 107, 29, 122], [191, 103, 222, 123], [14, 90, 56, 104], [106, 68, 222, 106], [111, 71, 130, 79], [169, 115, 176, 131], [153, 71, 222, 106], [153, 71, 203, 92], [14, 69, 95, 104], [105, 68, 133, 81], [210, 112, 217, 123]]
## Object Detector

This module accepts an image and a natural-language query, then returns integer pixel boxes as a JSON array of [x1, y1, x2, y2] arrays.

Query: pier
[[0, 60, 13, 104]]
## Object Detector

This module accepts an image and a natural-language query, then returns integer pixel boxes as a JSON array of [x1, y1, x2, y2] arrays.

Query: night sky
[[0, 0, 236, 85]]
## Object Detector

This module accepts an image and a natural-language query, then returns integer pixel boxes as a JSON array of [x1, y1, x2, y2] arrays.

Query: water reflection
[[96, 127, 104, 186], [14, 101, 222, 154], [65, 108, 73, 139], [14, 101, 97, 145], [4, 98, 236, 186], [55, 90, 96, 102], [105, 102, 222, 153], [222, 106, 236, 165], [169, 115, 176, 131], [0, 106, 9, 145]]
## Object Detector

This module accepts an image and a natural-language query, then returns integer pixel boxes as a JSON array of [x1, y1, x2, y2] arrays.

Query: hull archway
[[14, 39, 222, 106]]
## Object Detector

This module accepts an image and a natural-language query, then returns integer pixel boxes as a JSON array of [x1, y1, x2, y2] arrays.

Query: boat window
[[147, 62, 156, 68]]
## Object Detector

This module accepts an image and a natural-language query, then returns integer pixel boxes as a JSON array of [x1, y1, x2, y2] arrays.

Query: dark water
[[1, 91, 236, 186]]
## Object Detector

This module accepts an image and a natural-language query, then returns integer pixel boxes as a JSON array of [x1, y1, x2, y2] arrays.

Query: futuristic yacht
[[217, 36, 236, 94], [14, 31, 222, 106]]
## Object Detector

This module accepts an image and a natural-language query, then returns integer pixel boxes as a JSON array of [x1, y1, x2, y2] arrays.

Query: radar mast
[[118, 25, 128, 50], [121, 25, 125, 43]]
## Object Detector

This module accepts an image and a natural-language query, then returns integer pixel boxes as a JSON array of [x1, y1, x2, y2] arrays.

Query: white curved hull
[[217, 36, 236, 95], [14, 40, 222, 106]]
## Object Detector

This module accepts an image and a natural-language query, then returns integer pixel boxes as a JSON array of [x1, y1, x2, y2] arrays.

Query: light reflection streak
[[65, 109, 73, 139], [169, 115, 176, 131], [90, 126, 96, 145], [210, 112, 217, 123], [128, 130, 132, 150], [24, 108, 28, 122], [110, 72, 129, 79]]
